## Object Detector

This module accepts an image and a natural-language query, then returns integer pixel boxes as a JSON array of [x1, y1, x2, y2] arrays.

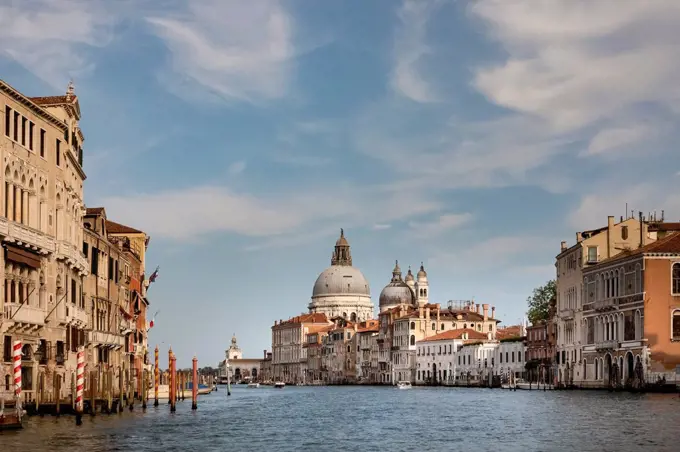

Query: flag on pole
[[149, 266, 160, 283], [147, 310, 160, 332]]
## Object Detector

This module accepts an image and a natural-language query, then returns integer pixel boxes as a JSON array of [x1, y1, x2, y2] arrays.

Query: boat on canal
[[147, 383, 212, 399], [247, 382, 260, 388], [274, 381, 285, 389], [0, 400, 23, 431], [396, 381, 412, 389]]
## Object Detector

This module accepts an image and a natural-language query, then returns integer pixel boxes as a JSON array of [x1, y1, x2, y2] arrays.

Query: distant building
[[218, 334, 261, 382]]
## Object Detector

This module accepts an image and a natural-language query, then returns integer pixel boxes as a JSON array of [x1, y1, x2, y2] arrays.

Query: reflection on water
[[1, 386, 679, 451]]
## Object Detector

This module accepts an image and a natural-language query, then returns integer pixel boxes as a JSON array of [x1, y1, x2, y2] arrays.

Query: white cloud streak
[[0, 0, 121, 87], [390, 0, 443, 102], [147, 0, 295, 103]]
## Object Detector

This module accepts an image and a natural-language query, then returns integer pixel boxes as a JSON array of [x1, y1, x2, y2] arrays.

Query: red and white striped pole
[[13, 340, 21, 408], [76, 346, 85, 413]]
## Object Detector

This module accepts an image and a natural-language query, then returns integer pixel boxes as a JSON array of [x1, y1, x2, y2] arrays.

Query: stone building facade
[[581, 231, 680, 389], [1, 80, 89, 402]]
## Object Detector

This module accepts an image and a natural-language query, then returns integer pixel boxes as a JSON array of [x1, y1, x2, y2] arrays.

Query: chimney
[[560, 241, 567, 252], [425, 307, 430, 321], [476, 304, 481, 315], [419, 306, 424, 318], [436, 307, 440, 323], [576, 232, 583, 243], [263, 349, 267, 359], [274, 320, 278, 326], [491, 306, 496, 319], [483, 304, 489, 321], [639, 211, 644, 248]]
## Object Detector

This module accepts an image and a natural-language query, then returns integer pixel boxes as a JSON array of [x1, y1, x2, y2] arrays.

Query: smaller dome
[[379, 281, 416, 309], [405, 266, 414, 282], [417, 263, 427, 279]]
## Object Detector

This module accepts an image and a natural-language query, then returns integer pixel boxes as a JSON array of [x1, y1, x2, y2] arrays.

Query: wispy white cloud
[[390, 0, 443, 102], [0, 0, 121, 87], [147, 0, 295, 103], [100, 183, 442, 244], [409, 213, 473, 236], [227, 160, 247, 175], [372, 224, 392, 231], [569, 182, 680, 231], [470, 0, 680, 132], [581, 124, 653, 157]]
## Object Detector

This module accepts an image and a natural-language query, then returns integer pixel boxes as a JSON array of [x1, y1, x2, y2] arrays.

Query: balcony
[[3, 303, 45, 332], [595, 340, 618, 351], [0, 218, 55, 254], [133, 344, 145, 356], [56, 240, 89, 273], [88, 331, 124, 349], [61, 304, 88, 328], [560, 308, 574, 320]]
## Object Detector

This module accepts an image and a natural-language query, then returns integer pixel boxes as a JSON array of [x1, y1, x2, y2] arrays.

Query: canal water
[[1, 386, 679, 451]]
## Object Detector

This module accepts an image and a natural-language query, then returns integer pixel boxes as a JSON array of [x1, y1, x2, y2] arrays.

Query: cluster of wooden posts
[[2, 344, 202, 429]]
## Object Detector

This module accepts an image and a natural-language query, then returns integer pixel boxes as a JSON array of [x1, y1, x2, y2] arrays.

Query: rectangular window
[[587, 246, 597, 263], [40, 129, 45, 157], [21, 116, 26, 145], [71, 278, 77, 305], [29, 121, 34, 150], [3, 336, 11, 362], [673, 263, 680, 295], [82, 242, 88, 257], [13, 111, 19, 140], [4, 106, 9, 137], [108, 257, 113, 280], [56, 139, 61, 166], [91, 247, 99, 275]]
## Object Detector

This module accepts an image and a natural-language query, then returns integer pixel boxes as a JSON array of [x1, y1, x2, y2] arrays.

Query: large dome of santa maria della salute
[[308, 229, 374, 322]]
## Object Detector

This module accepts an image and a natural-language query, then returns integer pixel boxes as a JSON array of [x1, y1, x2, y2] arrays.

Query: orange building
[[106, 220, 150, 396], [582, 231, 680, 389]]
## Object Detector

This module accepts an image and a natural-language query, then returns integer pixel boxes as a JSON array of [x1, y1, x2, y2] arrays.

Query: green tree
[[526, 280, 556, 324]]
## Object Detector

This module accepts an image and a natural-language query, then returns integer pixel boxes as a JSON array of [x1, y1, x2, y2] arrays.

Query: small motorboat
[[397, 381, 412, 389], [274, 381, 285, 389], [247, 382, 260, 388]]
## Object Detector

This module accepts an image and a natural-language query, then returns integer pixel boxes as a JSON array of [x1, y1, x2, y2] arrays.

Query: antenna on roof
[[625, 202, 628, 219]]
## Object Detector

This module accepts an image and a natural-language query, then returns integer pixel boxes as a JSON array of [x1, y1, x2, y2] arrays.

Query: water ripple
[[1, 387, 679, 451]]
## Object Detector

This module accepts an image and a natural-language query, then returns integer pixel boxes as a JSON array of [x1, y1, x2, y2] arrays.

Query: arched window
[[410, 335, 415, 346], [410, 321, 415, 330], [488, 324, 493, 332], [350, 313, 357, 322], [431, 323, 435, 331], [672, 263, 680, 295], [673, 310, 680, 341], [423, 289, 427, 297], [441, 323, 445, 330]]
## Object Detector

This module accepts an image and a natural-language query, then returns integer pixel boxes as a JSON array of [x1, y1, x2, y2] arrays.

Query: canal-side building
[[355, 319, 379, 383], [217, 335, 263, 382], [271, 313, 331, 384], [1, 80, 89, 402], [525, 302, 556, 385], [581, 230, 680, 389], [82, 208, 129, 371], [305, 325, 331, 383], [554, 215, 659, 387], [106, 220, 151, 389], [415, 329, 487, 385]]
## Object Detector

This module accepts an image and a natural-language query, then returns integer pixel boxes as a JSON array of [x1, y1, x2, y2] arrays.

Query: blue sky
[[2, 0, 680, 367]]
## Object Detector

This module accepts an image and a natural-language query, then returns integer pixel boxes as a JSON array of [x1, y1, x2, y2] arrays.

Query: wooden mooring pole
[[192, 356, 198, 410]]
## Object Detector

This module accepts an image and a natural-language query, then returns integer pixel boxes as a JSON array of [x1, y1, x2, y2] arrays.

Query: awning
[[5, 244, 41, 269]]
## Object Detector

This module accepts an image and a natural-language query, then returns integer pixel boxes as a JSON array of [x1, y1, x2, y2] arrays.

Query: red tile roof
[[420, 328, 488, 342], [276, 313, 329, 326], [106, 220, 143, 234], [85, 207, 105, 216], [497, 325, 523, 340], [357, 320, 380, 333]]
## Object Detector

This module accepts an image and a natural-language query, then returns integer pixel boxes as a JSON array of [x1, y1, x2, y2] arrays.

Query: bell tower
[[331, 228, 352, 266]]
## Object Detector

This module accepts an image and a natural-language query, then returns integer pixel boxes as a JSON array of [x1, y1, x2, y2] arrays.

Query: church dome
[[379, 260, 416, 310], [312, 265, 370, 297], [379, 281, 415, 309]]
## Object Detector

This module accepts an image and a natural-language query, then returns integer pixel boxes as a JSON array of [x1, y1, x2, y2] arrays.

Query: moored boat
[[274, 381, 285, 389], [247, 382, 260, 388], [397, 381, 412, 389]]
